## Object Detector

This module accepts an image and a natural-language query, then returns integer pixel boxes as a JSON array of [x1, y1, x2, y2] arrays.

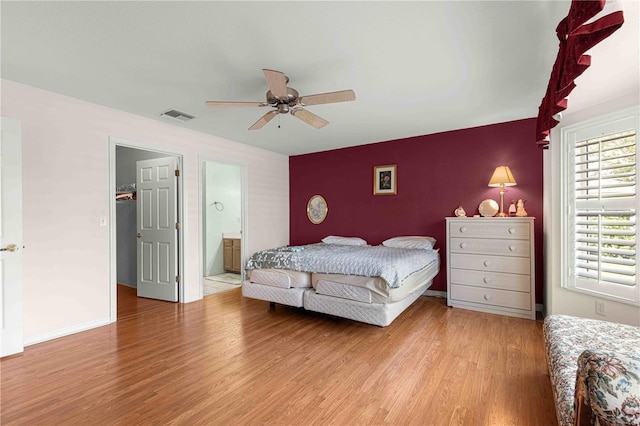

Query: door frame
[[198, 155, 248, 298], [1, 116, 24, 357], [108, 137, 185, 321]]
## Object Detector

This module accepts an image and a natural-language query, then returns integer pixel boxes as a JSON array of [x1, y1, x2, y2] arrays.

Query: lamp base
[[497, 186, 507, 217]]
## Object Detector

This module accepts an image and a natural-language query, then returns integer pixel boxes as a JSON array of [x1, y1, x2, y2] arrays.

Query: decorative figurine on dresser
[[445, 216, 535, 320]]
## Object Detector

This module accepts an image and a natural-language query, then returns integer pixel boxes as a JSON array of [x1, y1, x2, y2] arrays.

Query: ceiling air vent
[[160, 109, 195, 122]]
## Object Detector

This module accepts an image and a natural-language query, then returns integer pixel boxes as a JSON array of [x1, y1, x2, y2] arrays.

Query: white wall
[[1, 79, 290, 344], [544, 93, 640, 326]]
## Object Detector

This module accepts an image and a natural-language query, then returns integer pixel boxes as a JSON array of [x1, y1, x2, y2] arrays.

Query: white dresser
[[446, 217, 535, 320]]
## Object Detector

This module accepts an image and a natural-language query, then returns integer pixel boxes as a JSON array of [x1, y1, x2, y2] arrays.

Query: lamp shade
[[488, 166, 517, 187]]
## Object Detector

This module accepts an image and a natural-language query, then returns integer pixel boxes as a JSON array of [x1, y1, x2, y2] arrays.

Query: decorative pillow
[[321, 236, 368, 246], [382, 236, 436, 250]]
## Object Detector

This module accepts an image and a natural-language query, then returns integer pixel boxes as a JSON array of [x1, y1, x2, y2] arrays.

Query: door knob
[[136, 233, 142, 239], [1, 244, 18, 252]]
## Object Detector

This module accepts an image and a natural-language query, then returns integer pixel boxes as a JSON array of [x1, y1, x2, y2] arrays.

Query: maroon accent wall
[[289, 118, 544, 303]]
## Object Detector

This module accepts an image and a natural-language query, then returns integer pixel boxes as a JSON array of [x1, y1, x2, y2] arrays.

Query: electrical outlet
[[595, 300, 607, 316]]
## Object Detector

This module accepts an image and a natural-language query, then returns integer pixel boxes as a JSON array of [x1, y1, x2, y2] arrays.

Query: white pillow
[[382, 236, 436, 250], [321, 235, 368, 246]]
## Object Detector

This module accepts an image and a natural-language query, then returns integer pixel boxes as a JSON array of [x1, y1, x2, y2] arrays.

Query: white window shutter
[[562, 108, 639, 305]]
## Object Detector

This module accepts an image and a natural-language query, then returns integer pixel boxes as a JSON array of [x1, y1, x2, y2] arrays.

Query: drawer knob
[[508, 228, 516, 234], [483, 260, 491, 267], [509, 245, 516, 251], [483, 277, 491, 283], [484, 294, 492, 301], [459, 226, 467, 233], [459, 242, 467, 249]]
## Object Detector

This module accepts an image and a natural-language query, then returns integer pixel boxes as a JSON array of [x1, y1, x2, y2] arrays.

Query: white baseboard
[[24, 316, 111, 347]]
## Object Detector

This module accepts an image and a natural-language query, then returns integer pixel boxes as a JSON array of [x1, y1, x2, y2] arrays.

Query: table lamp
[[488, 166, 517, 217]]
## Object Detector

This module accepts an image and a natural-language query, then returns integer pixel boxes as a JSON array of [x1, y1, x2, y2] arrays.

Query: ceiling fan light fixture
[[277, 104, 290, 114], [206, 69, 355, 130], [266, 87, 299, 104]]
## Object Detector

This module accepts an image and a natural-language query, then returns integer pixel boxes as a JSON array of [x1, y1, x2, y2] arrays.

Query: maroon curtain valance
[[535, 0, 624, 149]]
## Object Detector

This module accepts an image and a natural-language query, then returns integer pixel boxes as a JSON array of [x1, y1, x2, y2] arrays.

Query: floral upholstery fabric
[[576, 350, 640, 425], [543, 315, 640, 426]]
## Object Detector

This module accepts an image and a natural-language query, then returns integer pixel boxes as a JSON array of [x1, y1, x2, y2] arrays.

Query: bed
[[242, 236, 440, 326]]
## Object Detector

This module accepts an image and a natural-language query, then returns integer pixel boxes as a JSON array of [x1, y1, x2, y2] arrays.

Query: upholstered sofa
[[543, 315, 640, 425]]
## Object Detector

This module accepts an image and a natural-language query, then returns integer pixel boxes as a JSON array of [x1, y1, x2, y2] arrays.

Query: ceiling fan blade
[[291, 108, 329, 129], [299, 89, 356, 106], [248, 110, 278, 130], [206, 101, 268, 108], [262, 69, 289, 100]]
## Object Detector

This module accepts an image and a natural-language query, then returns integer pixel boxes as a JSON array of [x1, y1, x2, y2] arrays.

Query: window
[[561, 107, 639, 305]]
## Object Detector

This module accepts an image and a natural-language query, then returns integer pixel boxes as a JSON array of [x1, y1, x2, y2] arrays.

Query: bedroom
[[1, 0, 639, 423]]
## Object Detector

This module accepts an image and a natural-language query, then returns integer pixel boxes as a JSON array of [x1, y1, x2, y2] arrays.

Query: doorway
[[201, 160, 243, 296], [109, 141, 184, 320], [1, 117, 24, 357]]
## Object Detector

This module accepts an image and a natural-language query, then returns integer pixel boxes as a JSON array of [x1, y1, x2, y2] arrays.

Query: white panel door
[[136, 157, 178, 302], [1, 117, 24, 357]]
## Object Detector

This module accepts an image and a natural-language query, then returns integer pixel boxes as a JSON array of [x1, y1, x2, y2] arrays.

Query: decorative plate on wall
[[307, 195, 328, 224]]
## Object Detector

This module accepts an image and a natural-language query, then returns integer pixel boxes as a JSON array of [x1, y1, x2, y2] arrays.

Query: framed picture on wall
[[307, 194, 328, 224], [373, 164, 397, 195]]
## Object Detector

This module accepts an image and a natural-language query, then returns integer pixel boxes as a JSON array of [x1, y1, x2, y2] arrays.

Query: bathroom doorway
[[201, 160, 244, 296]]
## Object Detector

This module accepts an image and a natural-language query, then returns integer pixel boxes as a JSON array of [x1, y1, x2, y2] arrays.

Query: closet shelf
[[116, 191, 136, 201]]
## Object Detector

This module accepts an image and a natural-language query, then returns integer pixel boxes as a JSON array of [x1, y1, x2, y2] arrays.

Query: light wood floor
[[1, 286, 557, 425]]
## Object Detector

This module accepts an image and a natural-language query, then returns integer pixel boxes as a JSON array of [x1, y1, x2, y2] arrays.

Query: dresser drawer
[[449, 237, 530, 257], [449, 253, 530, 275], [450, 268, 530, 292], [448, 220, 530, 240], [450, 284, 531, 311]]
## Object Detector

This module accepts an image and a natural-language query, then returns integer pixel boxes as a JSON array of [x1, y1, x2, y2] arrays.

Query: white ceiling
[[1, 1, 638, 156]]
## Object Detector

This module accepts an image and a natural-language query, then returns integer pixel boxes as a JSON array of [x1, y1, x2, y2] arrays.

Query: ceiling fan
[[206, 69, 356, 130]]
